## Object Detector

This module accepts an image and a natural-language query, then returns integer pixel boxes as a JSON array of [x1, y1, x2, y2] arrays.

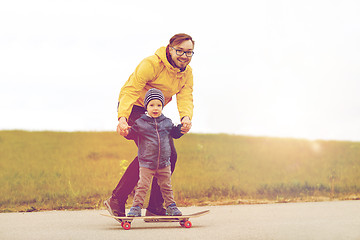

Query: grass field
[[1, 130, 359, 212]]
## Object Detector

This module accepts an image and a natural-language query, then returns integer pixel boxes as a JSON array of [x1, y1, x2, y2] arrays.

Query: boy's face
[[147, 99, 163, 118]]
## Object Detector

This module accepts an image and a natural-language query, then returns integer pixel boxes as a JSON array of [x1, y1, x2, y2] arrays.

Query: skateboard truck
[[120, 218, 193, 230]]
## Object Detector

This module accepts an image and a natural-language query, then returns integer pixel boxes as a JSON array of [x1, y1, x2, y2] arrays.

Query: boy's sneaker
[[104, 197, 125, 223], [127, 206, 141, 217], [166, 203, 182, 216]]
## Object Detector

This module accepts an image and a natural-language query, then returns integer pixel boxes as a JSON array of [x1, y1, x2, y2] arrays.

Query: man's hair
[[169, 33, 195, 47]]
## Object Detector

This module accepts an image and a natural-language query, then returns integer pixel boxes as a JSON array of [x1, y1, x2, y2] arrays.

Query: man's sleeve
[[117, 58, 157, 120], [176, 71, 194, 120]]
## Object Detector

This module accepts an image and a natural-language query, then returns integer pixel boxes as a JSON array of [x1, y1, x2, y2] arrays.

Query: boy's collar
[[145, 112, 163, 119]]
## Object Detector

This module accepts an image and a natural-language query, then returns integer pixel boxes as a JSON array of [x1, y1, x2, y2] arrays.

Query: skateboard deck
[[101, 210, 210, 230]]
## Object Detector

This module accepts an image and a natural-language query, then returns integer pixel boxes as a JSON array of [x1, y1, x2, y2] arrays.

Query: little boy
[[124, 88, 183, 217]]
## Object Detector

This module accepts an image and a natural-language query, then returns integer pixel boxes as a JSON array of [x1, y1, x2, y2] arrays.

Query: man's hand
[[117, 117, 131, 136], [180, 116, 192, 134]]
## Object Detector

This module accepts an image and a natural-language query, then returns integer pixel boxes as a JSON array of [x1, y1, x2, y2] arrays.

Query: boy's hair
[[169, 33, 195, 47]]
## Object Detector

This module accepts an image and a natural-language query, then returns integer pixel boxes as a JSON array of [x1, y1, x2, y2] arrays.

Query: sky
[[1, 0, 360, 142]]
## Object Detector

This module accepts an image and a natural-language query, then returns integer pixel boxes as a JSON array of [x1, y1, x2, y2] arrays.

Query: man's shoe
[[145, 206, 166, 216], [166, 203, 182, 216], [104, 197, 125, 223], [144, 206, 166, 222]]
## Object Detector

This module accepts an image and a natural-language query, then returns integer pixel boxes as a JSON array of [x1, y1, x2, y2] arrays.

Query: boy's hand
[[180, 116, 192, 134], [117, 117, 131, 136]]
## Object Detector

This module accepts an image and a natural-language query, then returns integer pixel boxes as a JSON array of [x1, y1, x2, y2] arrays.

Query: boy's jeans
[[132, 166, 175, 208]]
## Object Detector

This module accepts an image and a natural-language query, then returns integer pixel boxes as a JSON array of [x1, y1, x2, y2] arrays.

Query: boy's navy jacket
[[125, 114, 183, 170]]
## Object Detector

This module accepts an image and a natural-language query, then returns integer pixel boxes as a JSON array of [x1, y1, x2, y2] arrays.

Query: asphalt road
[[1, 200, 359, 240]]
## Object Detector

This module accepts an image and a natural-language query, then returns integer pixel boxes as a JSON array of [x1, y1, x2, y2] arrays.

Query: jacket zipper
[[154, 118, 161, 169]]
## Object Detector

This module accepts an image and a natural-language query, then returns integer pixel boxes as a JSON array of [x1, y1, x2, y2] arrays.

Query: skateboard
[[101, 210, 210, 230]]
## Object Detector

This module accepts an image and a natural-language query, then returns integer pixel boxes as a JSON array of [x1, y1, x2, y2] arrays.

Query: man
[[104, 33, 195, 217]]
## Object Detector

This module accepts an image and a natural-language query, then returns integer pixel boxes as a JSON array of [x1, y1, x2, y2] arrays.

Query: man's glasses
[[171, 46, 194, 57]]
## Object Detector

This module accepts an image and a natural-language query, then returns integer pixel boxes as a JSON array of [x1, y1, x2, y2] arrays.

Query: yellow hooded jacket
[[117, 46, 194, 120]]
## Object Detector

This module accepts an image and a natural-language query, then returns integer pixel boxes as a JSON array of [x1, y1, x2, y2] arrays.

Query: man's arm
[[176, 71, 194, 121], [117, 117, 131, 136], [180, 116, 192, 134], [117, 59, 154, 120], [117, 58, 157, 135]]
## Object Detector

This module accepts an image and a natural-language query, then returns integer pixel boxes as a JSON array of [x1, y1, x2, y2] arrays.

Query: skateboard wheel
[[184, 220, 192, 228], [180, 221, 185, 227], [122, 222, 131, 230]]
